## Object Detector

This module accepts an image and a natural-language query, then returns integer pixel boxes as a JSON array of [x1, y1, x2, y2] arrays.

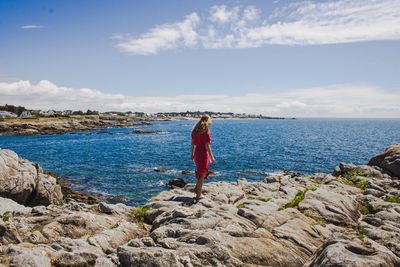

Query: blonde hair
[[192, 115, 211, 135]]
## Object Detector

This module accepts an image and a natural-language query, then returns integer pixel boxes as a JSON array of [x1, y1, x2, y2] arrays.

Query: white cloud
[[115, 13, 200, 55], [1, 80, 399, 118], [21, 25, 44, 29], [209, 5, 240, 24], [115, 0, 400, 55]]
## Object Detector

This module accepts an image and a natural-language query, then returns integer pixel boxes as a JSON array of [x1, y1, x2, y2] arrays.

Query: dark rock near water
[[368, 144, 400, 178], [132, 129, 161, 134], [0, 117, 151, 136], [167, 178, 187, 188], [153, 167, 167, 173], [0, 149, 63, 206]]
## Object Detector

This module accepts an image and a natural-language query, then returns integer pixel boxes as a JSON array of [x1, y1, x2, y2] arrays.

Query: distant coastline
[[0, 104, 294, 136]]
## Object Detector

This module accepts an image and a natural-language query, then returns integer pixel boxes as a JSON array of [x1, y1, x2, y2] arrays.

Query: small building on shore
[[19, 111, 32, 118], [0, 111, 18, 118], [39, 110, 56, 116]]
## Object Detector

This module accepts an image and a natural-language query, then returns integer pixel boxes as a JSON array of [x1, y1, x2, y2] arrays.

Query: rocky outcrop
[[0, 200, 148, 266], [0, 117, 151, 136], [0, 149, 63, 206], [167, 178, 187, 188], [368, 144, 400, 178], [1, 146, 400, 266]]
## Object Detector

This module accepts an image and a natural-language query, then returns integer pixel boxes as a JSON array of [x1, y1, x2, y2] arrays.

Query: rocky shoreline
[[0, 116, 153, 136], [0, 145, 400, 266]]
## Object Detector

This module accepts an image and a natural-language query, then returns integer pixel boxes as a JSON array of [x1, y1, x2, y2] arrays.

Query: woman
[[191, 115, 215, 201]]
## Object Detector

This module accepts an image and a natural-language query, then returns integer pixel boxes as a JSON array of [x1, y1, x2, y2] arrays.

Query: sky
[[0, 0, 400, 117]]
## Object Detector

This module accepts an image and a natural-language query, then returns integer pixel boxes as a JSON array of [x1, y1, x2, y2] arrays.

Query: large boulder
[[0, 197, 31, 216], [0, 148, 63, 206], [368, 144, 400, 178], [306, 236, 400, 267], [2, 244, 51, 267]]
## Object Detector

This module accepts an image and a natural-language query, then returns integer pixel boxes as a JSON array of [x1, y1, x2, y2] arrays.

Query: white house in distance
[[19, 111, 32, 118], [0, 111, 18, 118], [62, 110, 73, 116], [39, 110, 56, 116]]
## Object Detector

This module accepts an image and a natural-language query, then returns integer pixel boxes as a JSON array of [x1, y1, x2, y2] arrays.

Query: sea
[[1, 118, 399, 205]]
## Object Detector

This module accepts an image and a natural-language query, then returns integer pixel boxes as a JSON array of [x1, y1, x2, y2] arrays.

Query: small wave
[[265, 170, 285, 177]]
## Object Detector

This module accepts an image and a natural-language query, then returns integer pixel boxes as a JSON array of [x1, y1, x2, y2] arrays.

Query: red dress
[[192, 131, 211, 179]]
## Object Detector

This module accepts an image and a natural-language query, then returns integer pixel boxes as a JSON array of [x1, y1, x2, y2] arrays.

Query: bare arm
[[190, 140, 195, 160], [205, 143, 215, 163]]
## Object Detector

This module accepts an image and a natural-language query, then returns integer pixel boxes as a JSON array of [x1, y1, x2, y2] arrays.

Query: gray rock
[[94, 257, 116, 267], [306, 236, 400, 267], [0, 149, 38, 205], [167, 178, 187, 188], [54, 252, 88, 267], [5, 245, 51, 267], [30, 173, 63, 206], [264, 175, 279, 183], [0, 197, 31, 215], [332, 162, 384, 178], [368, 144, 400, 178], [298, 184, 361, 226], [117, 246, 182, 267], [364, 189, 386, 197], [0, 148, 63, 206], [88, 221, 143, 254], [1, 146, 400, 267]]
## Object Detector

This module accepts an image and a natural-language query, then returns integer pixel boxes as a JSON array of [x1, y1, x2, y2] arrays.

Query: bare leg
[[195, 172, 207, 200]]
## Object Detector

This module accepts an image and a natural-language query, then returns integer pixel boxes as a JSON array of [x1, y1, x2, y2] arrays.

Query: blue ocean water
[[0, 119, 399, 205]]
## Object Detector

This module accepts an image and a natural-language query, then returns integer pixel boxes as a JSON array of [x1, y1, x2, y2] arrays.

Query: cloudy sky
[[0, 0, 399, 117]]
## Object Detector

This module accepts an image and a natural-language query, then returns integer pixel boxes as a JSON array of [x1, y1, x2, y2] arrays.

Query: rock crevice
[[0, 144, 399, 266]]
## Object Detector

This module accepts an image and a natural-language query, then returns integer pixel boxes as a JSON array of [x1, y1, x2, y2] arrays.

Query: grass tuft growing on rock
[[132, 206, 149, 223], [278, 189, 308, 211], [385, 195, 400, 204], [336, 170, 369, 190], [359, 204, 372, 215], [354, 180, 369, 190], [236, 203, 245, 209], [343, 169, 364, 179], [0, 214, 10, 222], [302, 210, 327, 227]]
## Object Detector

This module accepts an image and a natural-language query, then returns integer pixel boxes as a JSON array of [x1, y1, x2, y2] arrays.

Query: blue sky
[[1, 0, 400, 117]]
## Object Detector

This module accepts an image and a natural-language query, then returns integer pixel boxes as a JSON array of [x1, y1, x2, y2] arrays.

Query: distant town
[[0, 104, 291, 120]]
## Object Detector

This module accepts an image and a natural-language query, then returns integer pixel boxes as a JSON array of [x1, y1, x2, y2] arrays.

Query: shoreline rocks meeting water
[[0, 116, 153, 136], [0, 145, 399, 266]]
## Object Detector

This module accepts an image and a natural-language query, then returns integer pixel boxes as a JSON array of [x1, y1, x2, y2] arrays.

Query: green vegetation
[[0, 104, 26, 116], [278, 189, 308, 211], [236, 203, 245, 209], [385, 195, 400, 204], [354, 180, 369, 189], [88, 205, 100, 214], [132, 206, 149, 223], [0, 214, 10, 222], [336, 169, 369, 190], [271, 188, 279, 192], [359, 204, 374, 215], [343, 169, 363, 179], [302, 210, 327, 227]]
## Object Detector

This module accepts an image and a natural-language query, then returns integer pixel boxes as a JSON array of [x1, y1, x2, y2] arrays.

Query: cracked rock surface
[[1, 145, 400, 266]]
